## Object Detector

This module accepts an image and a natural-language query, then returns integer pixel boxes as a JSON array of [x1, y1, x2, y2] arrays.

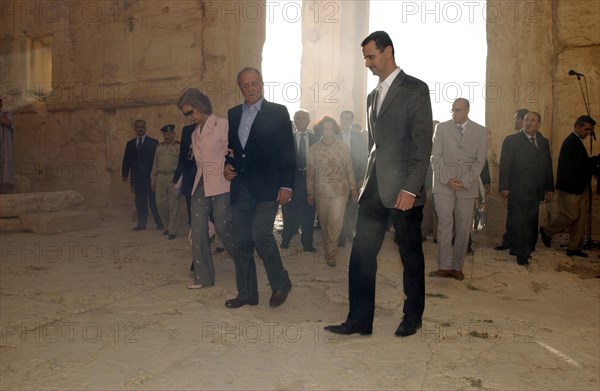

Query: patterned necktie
[[137, 136, 143, 151], [458, 125, 464, 139], [298, 133, 307, 170], [529, 136, 537, 149]]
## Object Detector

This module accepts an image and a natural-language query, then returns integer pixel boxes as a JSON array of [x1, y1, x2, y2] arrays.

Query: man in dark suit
[[338, 110, 368, 247], [325, 31, 433, 337], [499, 111, 554, 266], [173, 123, 197, 224], [540, 115, 597, 258], [281, 109, 319, 252], [495, 108, 529, 251], [224, 67, 295, 309], [122, 119, 163, 231]]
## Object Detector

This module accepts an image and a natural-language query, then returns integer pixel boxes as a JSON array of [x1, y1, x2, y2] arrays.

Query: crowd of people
[[120, 31, 600, 338]]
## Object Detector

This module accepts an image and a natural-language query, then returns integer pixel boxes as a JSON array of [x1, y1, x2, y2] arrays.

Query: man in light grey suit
[[325, 31, 433, 338], [430, 98, 487, 280]]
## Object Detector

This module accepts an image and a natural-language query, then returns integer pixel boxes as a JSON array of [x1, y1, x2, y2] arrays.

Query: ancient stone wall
[[1, 0, 264, 214]]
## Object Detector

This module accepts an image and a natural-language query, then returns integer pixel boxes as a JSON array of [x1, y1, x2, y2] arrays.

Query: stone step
[[20, 211, 100, 234], [0, 191, 85, 218]]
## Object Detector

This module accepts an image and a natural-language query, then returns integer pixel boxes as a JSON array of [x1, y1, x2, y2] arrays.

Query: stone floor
[[0, 215, 599, 390]]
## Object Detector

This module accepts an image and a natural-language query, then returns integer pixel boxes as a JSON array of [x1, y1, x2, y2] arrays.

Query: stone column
[[300, 1, 369, 128]]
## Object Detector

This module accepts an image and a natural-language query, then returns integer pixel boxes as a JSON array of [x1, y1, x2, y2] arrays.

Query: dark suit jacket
[[499, 131, 554, 201], [363, 70, 433, 208], [295, 131, 319, 168], [173, 123, 198, 197], [227, 100, 296, 203], [122, 135, 158, 189], [556, 132, 593, 195]]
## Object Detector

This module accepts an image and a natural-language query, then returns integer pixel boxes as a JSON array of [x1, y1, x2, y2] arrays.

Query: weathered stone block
[[14, 175, 31, 193], [19, 211, 99, 234], [0, 218, 23, 232], [0, 191, 85, 218]]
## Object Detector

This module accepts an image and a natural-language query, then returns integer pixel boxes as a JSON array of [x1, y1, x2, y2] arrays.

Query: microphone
[[569, 70, 585, 77], [591, 130, 597, 141]]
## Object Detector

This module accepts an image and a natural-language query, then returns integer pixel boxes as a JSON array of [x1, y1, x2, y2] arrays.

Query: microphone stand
[[574, 73, 599, 250]]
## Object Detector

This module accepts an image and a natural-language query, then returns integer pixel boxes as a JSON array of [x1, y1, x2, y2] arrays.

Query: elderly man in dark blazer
[[224, 67, 295, 309], [325, 31, 433, 337], [499, 111, 554, 266], [122, 119, 163, 231], [540, 115, 597, 258]]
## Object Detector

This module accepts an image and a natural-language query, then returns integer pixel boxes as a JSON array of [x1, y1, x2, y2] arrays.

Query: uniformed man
[[151, 124, 181, 239]]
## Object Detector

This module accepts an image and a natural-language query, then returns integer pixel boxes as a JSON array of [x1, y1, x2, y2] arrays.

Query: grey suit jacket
[[362, 70, 433, 208], [431, 119, 488, 198]]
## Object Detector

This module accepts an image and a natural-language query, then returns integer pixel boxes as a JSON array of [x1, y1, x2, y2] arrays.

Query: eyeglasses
[[183, 109, 194, 117], [450, 109, 464, 113]]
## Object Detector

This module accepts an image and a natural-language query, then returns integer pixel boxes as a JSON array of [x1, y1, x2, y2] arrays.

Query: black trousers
[[347, 172, 425, 327], [134, 180, 161, 228], [281, 171, 315, 248], [507, 196, 539, 260], [231, 182, 291, 301]]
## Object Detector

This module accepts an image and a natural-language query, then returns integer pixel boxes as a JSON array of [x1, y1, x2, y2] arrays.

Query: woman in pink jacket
[[178, 88, 234, 289]]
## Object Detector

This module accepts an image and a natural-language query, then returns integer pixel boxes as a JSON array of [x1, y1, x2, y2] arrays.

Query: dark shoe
[[132, 226, 145, 231], [429, 269, 454, 278], [156, 225, 164, 231], [566, 249, 588, 258], [269, 281, 292, 308], [303, 246, 317, 253], [466, 245, 474, 255], [517, 257, 530, 266], [168, 234, 176, 240], [394, 318, 422, 337], [280, 241, 290, 249], [213, 247, 224, 254], [162, 230, 169, 235], [453, 270, 465, 281], [540, 227, 551, 247], [225, 297, 258, 309], [324, 320, 372, 336], [494, 244, 510, 251]]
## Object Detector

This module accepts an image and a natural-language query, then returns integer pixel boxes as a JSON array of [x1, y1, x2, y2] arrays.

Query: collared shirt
[[521, 129, 538, 147], [376, 67, 401, 114], [455, 120, 469, 137], [238, 98, 264, 148], [573, 131, 586, 146], [340, 130, 352, 151], [136, 134, 147, 148]]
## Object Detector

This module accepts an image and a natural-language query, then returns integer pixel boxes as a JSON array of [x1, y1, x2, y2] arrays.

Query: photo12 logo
[[0, 1, 139, 24]]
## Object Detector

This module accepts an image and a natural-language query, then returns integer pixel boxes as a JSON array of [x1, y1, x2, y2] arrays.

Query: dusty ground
[[1, 214, 599, 391]]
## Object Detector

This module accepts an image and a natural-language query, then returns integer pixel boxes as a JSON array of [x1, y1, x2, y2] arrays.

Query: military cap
[[160, 124, 176, 133]]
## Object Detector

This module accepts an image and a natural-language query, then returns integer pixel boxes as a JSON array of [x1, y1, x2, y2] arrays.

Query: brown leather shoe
[[429, 269, 454, 278], [453, 270, 465, 281]]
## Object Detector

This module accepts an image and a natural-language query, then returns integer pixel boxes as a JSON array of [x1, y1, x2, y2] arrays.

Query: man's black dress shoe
[[132, 226, 146, 231], [224, 297, 258, 309], [509, 250, 531, 259], [303, 246, 317, 253], [269, 282, 292, 308], [324, 321, 372, 336], [494, 244, 509, 251], [566, 249, 588, 258], [516, 257, 530, 266], [162, 230, 169, 235], [280, 241, 290, 249], [394, 319, 422, 337], [540, 227, 552, 247]]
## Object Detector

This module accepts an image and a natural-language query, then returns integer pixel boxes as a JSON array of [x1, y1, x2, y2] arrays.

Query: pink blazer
[[191, 114, 230, 197]]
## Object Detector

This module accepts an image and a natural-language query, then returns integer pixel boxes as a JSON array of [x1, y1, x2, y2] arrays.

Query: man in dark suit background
[[540, 115, 597, 258], [499, 111, 554, 266], [224, 67, 295, 309], [122, 119, 163, 231], [338, 110, 368, 247], [281, 109, 319, 252], [325, 31, 433, 337], [495, 108, 529, 251], [173, 123, 197, 224]]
